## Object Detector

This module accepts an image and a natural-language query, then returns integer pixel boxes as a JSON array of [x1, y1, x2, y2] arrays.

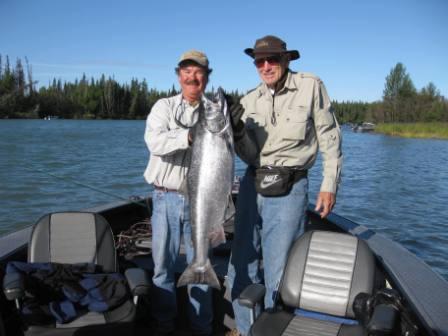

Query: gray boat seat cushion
[[249, 230, 375, 336], [24, 211, 135, 336], [29, 212, 116, 272]]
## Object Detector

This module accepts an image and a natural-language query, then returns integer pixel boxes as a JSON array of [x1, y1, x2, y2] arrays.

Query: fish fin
[[208, 193, 233, 248], [208, 225, 226, 248], [177, 259, 221, 290]]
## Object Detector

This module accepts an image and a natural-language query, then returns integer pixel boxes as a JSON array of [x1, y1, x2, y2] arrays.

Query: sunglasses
[[253, 55, 283, 67]]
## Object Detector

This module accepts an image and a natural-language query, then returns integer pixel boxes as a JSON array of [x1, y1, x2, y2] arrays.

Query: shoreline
[[374, 122, 448, 140], [2, 118, 448, 140]]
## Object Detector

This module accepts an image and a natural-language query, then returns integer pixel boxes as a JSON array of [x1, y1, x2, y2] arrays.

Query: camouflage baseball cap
[[178, 50, 209, 68]]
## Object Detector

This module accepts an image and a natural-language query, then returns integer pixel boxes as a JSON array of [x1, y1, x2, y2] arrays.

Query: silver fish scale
[[178, 88, 234, 289]]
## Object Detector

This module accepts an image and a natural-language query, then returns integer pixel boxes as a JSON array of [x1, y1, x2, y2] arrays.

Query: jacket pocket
[[282, 110, 308, 141]]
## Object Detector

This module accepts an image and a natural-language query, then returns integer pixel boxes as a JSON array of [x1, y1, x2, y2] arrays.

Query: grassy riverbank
[[375, 122, 448, 139]]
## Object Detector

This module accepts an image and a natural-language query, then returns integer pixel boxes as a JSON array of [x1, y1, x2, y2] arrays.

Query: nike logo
[[260, 174, 280, 189]]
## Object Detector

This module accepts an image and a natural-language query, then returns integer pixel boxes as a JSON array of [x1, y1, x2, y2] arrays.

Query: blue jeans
[[151, 189, 213, 335], [226, 168, 308, 335]]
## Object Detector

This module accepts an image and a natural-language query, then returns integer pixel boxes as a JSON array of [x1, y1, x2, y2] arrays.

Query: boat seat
[[3, 212, 151, 336], [240, 231, 397, 336]]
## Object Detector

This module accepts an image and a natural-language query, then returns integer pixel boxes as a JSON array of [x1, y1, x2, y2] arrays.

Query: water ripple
[[1, 120, 447, 280]]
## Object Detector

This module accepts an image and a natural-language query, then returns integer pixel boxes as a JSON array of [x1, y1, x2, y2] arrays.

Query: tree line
[[1, 54, 447, 122], [0, 54, 178, 119], [334, 63, 448, 124]]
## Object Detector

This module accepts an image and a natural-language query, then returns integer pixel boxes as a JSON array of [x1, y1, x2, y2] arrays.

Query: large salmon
[[177, 88, 234, 290]]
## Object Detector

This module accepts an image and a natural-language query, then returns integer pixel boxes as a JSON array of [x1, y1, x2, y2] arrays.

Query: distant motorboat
[[43, 115, 59, 120], [353, 122, 375, 132]]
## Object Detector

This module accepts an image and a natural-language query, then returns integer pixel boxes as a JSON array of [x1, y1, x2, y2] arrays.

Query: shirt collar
[[283, 70, 297, 91]]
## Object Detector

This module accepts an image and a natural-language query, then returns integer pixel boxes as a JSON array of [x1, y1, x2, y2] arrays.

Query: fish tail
[[177, 259, 221, 290]]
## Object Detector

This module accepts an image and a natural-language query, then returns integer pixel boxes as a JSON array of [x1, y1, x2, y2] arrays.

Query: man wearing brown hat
[[144, 50, 213, 336], [226, 35, 342, 335]]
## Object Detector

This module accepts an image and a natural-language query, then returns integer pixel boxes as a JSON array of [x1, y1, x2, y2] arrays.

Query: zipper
[[271, 94, 277, 126]]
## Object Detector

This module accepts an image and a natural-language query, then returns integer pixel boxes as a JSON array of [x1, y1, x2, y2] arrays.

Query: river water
[[1, 120, 447, 280]]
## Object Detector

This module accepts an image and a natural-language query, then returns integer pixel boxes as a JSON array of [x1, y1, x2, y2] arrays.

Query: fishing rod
[[24, 166, 148, 209]]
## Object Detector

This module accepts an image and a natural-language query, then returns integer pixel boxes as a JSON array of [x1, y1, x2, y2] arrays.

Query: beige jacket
[[236, 71, 342, 193], [143, 94, 200, 190]]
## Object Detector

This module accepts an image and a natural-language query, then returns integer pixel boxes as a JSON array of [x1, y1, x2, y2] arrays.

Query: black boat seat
[[3, 212, 151, 336], [241, 231, 382, 336]]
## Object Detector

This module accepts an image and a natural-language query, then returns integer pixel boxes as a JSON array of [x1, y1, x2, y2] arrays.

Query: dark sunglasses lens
[[254, 59, 263, 67], [254, 56, 281, 67]]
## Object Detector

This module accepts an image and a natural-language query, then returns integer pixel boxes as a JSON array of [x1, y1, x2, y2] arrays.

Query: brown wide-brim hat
[[244, 35, 300, 61]]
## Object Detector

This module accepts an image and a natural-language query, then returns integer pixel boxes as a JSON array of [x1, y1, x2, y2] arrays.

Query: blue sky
[[1, 0, 447, 102]]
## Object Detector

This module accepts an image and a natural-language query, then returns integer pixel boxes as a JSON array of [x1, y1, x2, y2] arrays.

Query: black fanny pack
[[254, 166, 307, 197]]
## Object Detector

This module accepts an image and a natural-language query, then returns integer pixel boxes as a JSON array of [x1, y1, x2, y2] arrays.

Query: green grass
[[375, 122, 448, 139]]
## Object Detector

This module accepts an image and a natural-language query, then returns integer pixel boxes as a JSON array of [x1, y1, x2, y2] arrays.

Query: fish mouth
[[200, 88, 230, 134], [202, 87, 227, 119]]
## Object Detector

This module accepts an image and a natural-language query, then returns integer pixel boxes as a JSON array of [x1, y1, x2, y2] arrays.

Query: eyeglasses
[[253, 55, 282, 68]]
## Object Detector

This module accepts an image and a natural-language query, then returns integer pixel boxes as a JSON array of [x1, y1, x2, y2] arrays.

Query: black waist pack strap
[[254, 166, 307, 197]]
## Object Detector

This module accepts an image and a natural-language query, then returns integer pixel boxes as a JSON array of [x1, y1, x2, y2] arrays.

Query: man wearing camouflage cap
[[144, 50, 213, 336], [226, 35, 343, 335]]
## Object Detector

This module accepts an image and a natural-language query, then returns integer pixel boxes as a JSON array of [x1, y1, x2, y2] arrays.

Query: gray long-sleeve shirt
[[236, 71, 343, 193], [143, 93, 200, 190]]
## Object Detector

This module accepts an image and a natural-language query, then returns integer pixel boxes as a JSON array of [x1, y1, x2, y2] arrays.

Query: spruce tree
[[383, 63, 416, 122]]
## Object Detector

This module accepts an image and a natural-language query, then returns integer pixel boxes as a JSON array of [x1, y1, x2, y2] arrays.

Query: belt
[[154, 185, 178, 193]]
